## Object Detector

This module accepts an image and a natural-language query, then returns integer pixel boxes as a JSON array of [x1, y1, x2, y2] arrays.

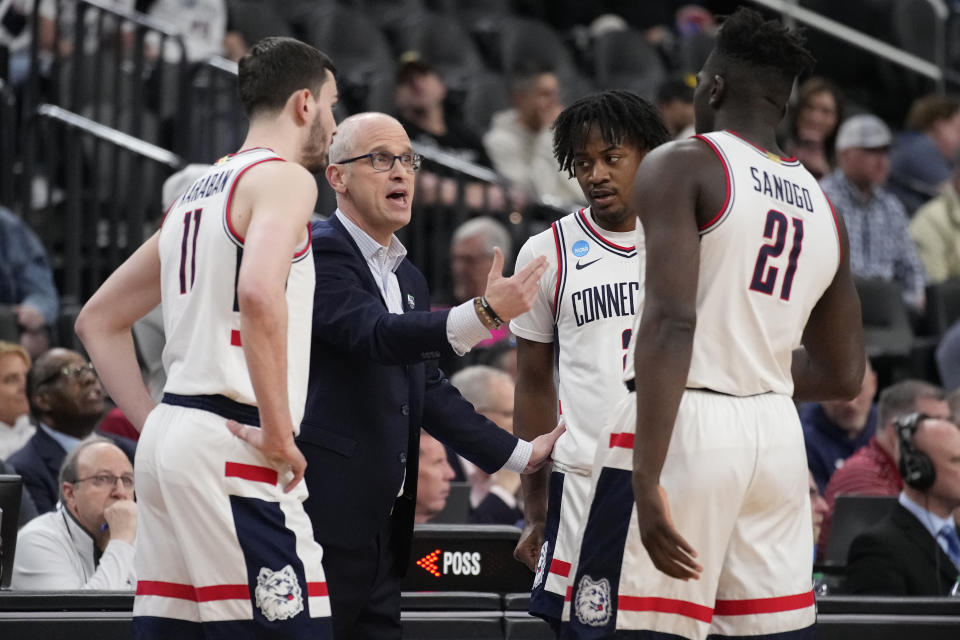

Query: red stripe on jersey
[[224, 462, 278, 485], [224, 157, 285, 244], [551, 222, 563, 315], [609, 432, 634, 449], [231, 329, 242, 346], [714, 590, 815, 616], [565, 586, 573, 602], [224, 146, 276, 160], [578, 209, 634, 251], [159, 196, 179, 228], [694, 135, 731, 232], [549, 558, 571, 577], [726, 130, 798, 164], [308, 582, 329, 597], [618, 595, 714, 623], [823, 194, 844, 263], [137, 580, 250, 602]]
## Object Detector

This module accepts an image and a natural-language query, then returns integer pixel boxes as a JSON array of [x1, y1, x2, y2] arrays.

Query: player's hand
[[634, 483, 702, 580], [523, 419, 565, 474], [514, 519, 546, 572], [226, 419, 307, 493], [482, 249, 548, 323]]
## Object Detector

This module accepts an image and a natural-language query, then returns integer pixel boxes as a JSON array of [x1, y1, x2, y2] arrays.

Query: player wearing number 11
[[563, 9, 865, 639], [76, 37, 339, 638]]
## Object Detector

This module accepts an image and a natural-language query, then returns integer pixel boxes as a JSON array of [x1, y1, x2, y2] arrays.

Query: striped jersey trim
[[694, 134, 734, 234], [552, 221, 568, 321], [574, 209, 636, 258]]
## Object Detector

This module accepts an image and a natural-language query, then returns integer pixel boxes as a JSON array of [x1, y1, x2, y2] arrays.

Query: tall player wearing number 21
[[76, 37, 340, 639], [563, 9, 865, 640], [509, 90, 670, 634]]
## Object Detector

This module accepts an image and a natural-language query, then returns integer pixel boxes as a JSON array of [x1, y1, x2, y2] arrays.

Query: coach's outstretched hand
[[522, 419, 565, 474], [483, 248, 548, 323], [634, 483, 703, 581], [226, 419, 308, 493]]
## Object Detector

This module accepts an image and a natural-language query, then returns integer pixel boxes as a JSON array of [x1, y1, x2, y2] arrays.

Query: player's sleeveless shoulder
[[626, 130, 840, 396], [157, 148, 315, 427]]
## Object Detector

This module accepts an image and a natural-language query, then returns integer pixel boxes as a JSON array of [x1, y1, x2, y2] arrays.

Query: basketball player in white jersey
[[563, 10, 865, 639], [510, 90, 670, 632], [75, 37, 339, 639]]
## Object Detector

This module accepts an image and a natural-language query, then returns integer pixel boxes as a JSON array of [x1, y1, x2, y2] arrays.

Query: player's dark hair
[[714, 8, 815, 85], [238, 37, 337, 118], [552, 90, 671, 175]]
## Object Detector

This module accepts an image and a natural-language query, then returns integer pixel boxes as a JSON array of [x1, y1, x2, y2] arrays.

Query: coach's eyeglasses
[[73, 473, 135, 490], [36, 362, 97, 387], [335, 151, 422, 172]]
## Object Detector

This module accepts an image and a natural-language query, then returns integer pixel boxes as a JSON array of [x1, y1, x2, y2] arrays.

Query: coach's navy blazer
[[299, 215, 518, 568]]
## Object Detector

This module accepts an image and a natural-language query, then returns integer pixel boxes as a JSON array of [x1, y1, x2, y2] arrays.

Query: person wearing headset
[[11, 437, 136, 589], [845, 413, 960, 595]]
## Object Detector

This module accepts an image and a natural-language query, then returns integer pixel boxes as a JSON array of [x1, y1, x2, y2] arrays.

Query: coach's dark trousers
[[321, 516, 403, 640]]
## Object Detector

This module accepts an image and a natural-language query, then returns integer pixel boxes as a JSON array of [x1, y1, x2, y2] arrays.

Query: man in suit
[[9, 348, 136, 513], [303, 112, 560, 639], [845, 415, 960, 595]]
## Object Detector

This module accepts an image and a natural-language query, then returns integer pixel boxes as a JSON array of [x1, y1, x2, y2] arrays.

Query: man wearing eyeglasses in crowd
[[8, 348, 136, 514], [301, 112, 562, 639], [12, 437, 137, 589]]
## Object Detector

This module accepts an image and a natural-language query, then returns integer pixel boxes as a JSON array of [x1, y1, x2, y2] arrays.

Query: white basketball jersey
[[511, 209, 643, 473], [624, 130, 841, 396], [158, 148, 314, 429]]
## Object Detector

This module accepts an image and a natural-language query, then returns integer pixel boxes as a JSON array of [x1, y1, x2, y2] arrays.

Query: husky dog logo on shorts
[[255, 564, 304, 622], [532, 541, 549, 589], [574, 575, 612, 627]]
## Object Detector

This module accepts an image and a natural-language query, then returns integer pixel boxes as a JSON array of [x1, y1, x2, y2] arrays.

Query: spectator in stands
[[782, 76, 842, 179], [438, 217, 515, 375], [937, 321, 960, 393], [12, 438, 136, 589], [816, 380, 949, 560], [0, 205, 59, 359], [393, 52, 505, 213], [949, 387, 960, 422], [821, 114, 927, 313], [414, 431, 456, 524], [656, 74, 695, 140], [909, 157, 960, 284], [483, 64, 586, 209], [0, 341, 34, 460], [809, 471, 828, 559], [802, 358, 878, 494], [845, 416, 960, 595], [8, 348, 136, 514], [449, 365, 521, 524], [889, 95, 960, 215], [0, 0, 32, 86], [140, 0, 227, 63]]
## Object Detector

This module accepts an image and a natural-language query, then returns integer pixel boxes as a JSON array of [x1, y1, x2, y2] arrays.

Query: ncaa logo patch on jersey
[[574, 574, 612, 627], [254, 564, 304, 622], [533, 541, 549, 589], [572, 240, 590, 257]]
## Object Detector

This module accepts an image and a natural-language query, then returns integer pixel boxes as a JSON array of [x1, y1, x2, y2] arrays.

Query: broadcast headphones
[[895, 412, 936, 491]]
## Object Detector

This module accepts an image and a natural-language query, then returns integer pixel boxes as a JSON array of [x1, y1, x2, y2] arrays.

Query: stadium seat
[[503, 617, 554, 640], [854, 278, 915, 359], [485, 17, 575, 76], [457, 71, 509, 135], [401, 616, 503, 640], [389, 12, 485, 90], [590, 28, 666, 99], [300, 5, 396, 113], [923, 279, 960, 337]]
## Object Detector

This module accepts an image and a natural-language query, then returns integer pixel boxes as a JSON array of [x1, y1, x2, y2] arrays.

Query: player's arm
[[75, 233, 162, 430], [791, 212, 865, 402], [631, 141, 708, 581], [226, 161, 317, 492], [513, 336, 558, 570]]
